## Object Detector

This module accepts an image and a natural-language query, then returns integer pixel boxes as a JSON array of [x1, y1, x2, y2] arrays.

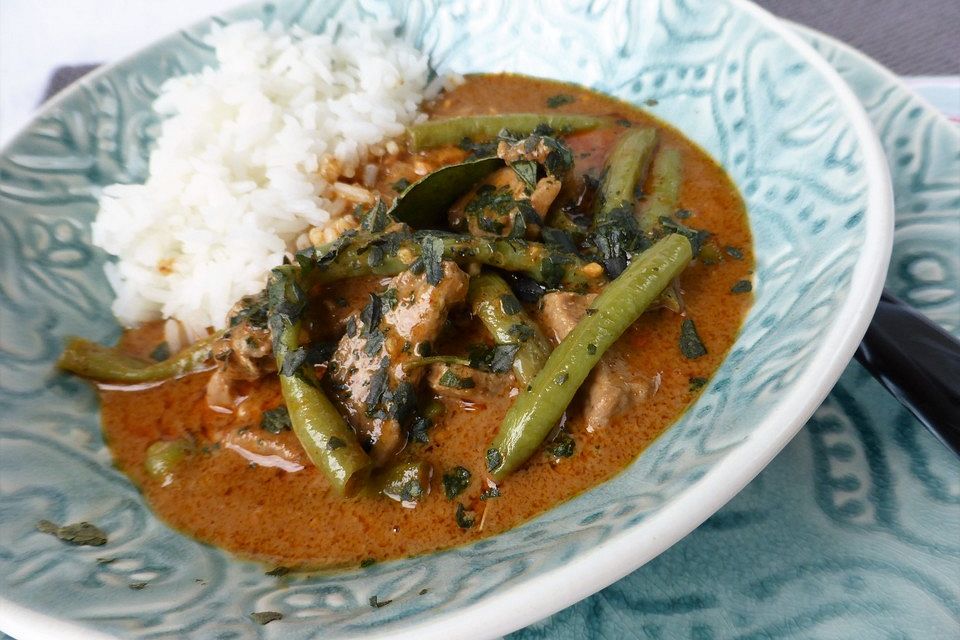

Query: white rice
[[93, 19, 440, 339]]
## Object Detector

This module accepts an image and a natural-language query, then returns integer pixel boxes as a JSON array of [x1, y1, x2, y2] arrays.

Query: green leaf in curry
[[387, 157, 504, 228]]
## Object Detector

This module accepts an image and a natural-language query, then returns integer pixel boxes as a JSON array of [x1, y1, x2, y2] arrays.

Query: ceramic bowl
[[0, 0, 892, 638]]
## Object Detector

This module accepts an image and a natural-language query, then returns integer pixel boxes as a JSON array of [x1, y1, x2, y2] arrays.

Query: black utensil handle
[[854, 289, 960, 456]]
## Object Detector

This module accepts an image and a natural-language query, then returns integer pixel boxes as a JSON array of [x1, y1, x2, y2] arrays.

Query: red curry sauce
[[99, 74, 753, 569]]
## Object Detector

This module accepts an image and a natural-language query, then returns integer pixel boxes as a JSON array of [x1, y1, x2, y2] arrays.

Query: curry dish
[[61, 74, 753, 569]]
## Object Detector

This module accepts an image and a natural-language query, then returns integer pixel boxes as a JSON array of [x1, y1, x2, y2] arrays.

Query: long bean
[[271, 275, 371, 496], [300, 233, 605, 292], [375, 460, 432, 504], [57, 331, 222, 383], [486, 234, 693, 480], [409, 113, 607, 151], [468, 273, 551, 387], [593, 128, 659, 225], [638, 147, 682, 232]]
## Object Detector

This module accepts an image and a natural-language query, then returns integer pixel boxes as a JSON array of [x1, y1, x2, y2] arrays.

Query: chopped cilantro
[[680, 318, 708, 359], [547, 433, 575, 458], [480, 486, 501, 500], [731, 280, 753, 294], [438, 369, 475, 389], [419, 235, 446, 286], [149, 342, 170, 362], [546, 93, 575, 108], [689, 377, 708, 391], [511, 160, 539, 190], [260, 406, 292, 434], [442, 466, 472, 499], [486, 448, 503, 472], [360, 200, 391, 233], [455, 503, 476, 529], [469, 343, 520, 374], [500, 294, 522, 315], [250, 611, 283, 625], [724, 246, 744, 260], [36, 520, 107, 547]]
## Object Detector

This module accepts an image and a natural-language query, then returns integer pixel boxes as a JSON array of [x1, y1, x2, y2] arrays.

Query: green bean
[[638, 147, 682, 232], [594, 128, 659, 225], [409, 113, 608, 151], [144, 439, 194, 483], [487, 234, 693, 480], [271, 276, 371, 496], [57, 332, 222, 383], [468, 273, 551, 387], [300, 232, 605, 292], [374, 461, 432, 504]]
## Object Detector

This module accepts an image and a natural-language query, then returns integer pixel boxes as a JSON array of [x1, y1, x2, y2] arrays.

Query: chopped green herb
[[547, 433, 575, 458], [250, 611, 283, 625], [486, 448, 503, 472], [327, 436, 346, 451], [36, 520, 107, 547], [508, 323, 535, 342], [679, 318, 708, 359], [438, 369, 476, 389], [129, 582, 147, 590], [500, 294, 522, 315], [442, 466, 472, 499], [360, 558, 376, 568], [689, 377, 708, 391], [95, 557, 116, 565], [480, 486, 501, 500], [409, 416, 432, 444], [730, 279, 753, 294], [645, 98, 659, 106], [391, 178, 411, 192], [724, 246, 744, 260], [419, 235, 446, 286], [455, 503, 476, 529], [675, 208, 692, 219], [266, 566, 290, 577], [361, 200, 391, 233], [587, 343, 597, 355], [149, 342, 170, 362], [260, 406, 291, 434], [659, 216, 710, 256], [554, 372, 569, 385], [546, 94, 575, 108], [400, 479, 424, 502], [419, 588, 429, 595], [369, 595, 393, 608], [511, 160, 539, 190], [280, 347, 308, 377], [469, 343, 520, 374]]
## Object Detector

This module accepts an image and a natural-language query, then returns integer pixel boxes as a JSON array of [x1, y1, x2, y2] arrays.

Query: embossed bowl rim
[[0, 0, 893, 638]]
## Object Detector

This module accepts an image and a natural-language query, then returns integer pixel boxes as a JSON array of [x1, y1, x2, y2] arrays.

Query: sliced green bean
[[487, 234, 693, 480], [271, 275, 371, 496], [638, 147, 682, 232], [593, 128, 659, 225], [144, 439, 194, 483], [58, 332, 221, 383], [375, 461, 432, 504], [409, 113, 608, 151], [468, 273, 551, 387], [300, 232, 604, 292]]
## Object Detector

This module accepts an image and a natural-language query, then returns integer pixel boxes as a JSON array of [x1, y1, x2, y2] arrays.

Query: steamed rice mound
[[92, 19, 438, 339]]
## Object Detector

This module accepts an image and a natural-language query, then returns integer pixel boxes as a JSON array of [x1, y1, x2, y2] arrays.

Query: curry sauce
[[98, 74, 753, 568]]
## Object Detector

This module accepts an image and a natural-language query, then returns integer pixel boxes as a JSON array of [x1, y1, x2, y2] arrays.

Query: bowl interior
[[0, 0, 886, 638]]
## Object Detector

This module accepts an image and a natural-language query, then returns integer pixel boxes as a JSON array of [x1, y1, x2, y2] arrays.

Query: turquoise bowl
[[0, 0, 891, 638]]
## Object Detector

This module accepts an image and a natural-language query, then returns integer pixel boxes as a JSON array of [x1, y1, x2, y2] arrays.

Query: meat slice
[[538, 292, 658, 432], [328, 261, 469, 464], [447, 167, 559, 238], [206, 295, 275, 409], [425, 363, 508, 401]]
